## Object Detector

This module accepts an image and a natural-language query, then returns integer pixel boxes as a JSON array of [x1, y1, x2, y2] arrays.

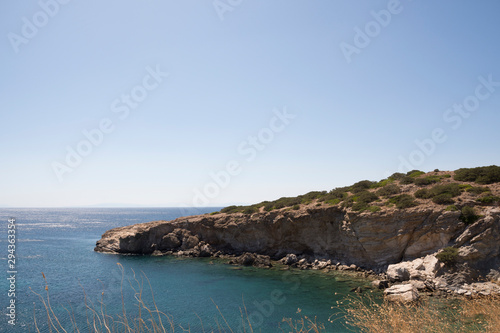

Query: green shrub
[[400, 176, 414, 184], [432, 193, 455, 205], [467, 186, 490, 195], [414, 188, 433, 199], [389, 172, 406, 180], [357, 191, 379, 204], [371, 178, 393, 188], [445, 205, 458, 211], [352, 202, 368, 211], [436, 247, 458, 266], [242, 206, 258, 215], [407, 170, 425, 178], [459, 184, 473, 191], [350, 180, 376, 193], [322, 188, 348, 202], [368, 206, 381, 213], [414, 176, 441, 186], [210, 211, 220, 215], [430, 183, 462, 197], [325, 198, 341, 206], [292, 204, 300, 210], [454, 165, 500, 184], [342, 195, 357, 208], [300, 191, 327, 202], [389, 194, 418, 209], [274, 202, 285, 209], [476, 195, 500, 205], [376, 184, 401, 197], [221, 205, 243, 214], [264, 202, 275, 211], [460, 206, 479, 224]]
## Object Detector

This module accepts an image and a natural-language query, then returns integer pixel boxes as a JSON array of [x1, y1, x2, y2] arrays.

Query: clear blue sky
[[1, 0, 499, 207]]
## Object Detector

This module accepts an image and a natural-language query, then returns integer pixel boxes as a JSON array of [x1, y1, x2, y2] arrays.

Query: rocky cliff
[[95, 204, 499, 273]]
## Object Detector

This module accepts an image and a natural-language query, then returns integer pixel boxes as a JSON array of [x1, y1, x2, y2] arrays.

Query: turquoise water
[[0, 208, 372, 332]]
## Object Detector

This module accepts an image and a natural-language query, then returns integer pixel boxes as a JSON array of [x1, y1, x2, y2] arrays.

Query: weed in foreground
[[338, 293, 500, 333]]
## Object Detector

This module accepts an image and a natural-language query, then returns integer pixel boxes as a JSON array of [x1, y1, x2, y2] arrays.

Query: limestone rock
[[384, 284, 419, 303], [387, 255, 440, 282], [410, 280, 427, 290]]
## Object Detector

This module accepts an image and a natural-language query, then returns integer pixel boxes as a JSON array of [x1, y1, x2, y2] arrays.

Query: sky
[[1, 0, 500, 208]]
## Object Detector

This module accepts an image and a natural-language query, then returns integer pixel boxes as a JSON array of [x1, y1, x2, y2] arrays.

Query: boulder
[[198, 242, 213, 257], [181, 235, 199, 250], [410, 280, 427, 290], [371, 280, 390, 289], [387, 255, 440, 281], [384, 284, 419, 303], [317, 261, 329, 269], [231, 253, 272, 268], [160, 233, 181, 249], [281, 254, 298, 265]]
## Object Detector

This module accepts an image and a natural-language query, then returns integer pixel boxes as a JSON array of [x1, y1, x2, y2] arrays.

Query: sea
[[0, 208, 377, 332]]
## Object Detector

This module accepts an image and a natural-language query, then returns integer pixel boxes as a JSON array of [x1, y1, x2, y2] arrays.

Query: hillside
[[216, 166, 500, 217]]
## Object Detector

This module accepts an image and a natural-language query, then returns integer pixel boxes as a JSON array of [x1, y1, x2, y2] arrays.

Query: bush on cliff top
[[454, 165, 500, 184], [376, 184, 401, 197], [414, 175, 442, 186], [388, 194, 418, 209], [407, 170, 425, 178], [349, 180, 376, 193]]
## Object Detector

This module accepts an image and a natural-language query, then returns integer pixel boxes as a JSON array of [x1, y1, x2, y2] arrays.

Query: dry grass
[[30, 263, 326, 333], [340, 294, 500, 333]]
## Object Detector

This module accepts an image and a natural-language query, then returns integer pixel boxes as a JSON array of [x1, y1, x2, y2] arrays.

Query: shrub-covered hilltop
[[217, 165, 500, 217]]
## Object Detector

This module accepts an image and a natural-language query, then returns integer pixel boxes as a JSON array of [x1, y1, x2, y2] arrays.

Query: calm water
[[0, 208, 373, 332]]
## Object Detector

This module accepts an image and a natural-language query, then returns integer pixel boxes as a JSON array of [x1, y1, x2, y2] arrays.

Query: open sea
[[0, 208, 376, 332]]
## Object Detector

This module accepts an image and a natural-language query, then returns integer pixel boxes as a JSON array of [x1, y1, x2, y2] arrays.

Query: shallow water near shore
[[0, 208, 377, 332]]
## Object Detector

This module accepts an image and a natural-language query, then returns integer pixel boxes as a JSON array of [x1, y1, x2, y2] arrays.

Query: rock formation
[[95, 168, 500, 297]]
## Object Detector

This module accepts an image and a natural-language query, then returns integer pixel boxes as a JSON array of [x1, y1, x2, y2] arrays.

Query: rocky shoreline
[[95, 204, 500, 302]]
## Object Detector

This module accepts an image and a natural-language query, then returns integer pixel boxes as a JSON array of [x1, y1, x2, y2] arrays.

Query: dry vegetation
[[339, 294, 500, 333]]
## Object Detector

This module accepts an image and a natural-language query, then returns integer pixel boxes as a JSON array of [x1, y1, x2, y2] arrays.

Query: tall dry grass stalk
[[340, 293, 500, 333], [30, 263, 326, 333]]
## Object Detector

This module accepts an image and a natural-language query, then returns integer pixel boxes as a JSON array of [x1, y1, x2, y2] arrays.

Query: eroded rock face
[[94, 206, 500, 273]]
